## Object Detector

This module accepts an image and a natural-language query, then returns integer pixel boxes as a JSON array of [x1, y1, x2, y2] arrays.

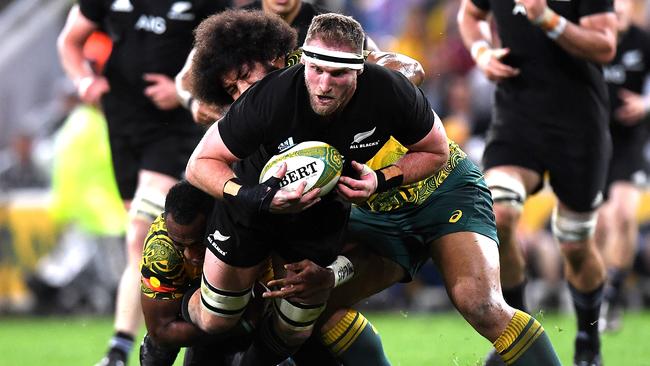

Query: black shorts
[[204, 198, 349, 268], [606, 124, 650, 190], [101, 93, 202, 199], [483, 106, 612, 212]]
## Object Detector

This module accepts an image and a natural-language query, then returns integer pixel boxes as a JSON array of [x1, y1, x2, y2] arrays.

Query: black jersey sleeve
[[579, 0, 613, 17], [217, 80, 276, 159], [470, 0, 490, 12], [382, 69, 435, 147], [78, 0, 106, 24]]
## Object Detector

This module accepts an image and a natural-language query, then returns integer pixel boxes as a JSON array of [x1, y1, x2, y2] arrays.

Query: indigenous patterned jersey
[[362, 137, 467, 212], [140, 214, 201, 300]]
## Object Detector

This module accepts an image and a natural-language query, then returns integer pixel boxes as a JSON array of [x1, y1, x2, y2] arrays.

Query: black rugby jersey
[[241, 1, 326, 45], [603, 25, 650, 130], [472, 0, 613, 126], [219, 63, 435, 185], [79, 0, 227, 104]]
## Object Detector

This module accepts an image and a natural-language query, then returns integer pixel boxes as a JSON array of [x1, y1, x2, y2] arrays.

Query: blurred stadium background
[[2, 0, 650, 364]]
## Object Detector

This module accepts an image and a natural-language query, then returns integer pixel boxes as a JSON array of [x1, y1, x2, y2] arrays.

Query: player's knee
[[453, 288, 505, 336], [552, 206, 597, 244], [485, 172, 525, 234], [128, 187, 166, 222], [198, 275, 252, 334], [493, 203, 521, 238], [273, 298, 326, 346]]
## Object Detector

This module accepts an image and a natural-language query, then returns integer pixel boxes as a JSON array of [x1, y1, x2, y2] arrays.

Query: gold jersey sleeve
[[140, 215, 202, 300], [361, 137, 467, 212]]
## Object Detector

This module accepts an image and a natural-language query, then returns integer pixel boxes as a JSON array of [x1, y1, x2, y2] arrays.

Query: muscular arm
[[516, 0, 617, 64], [185, 122, 239, 198], [398, 112, 449, 184], [141, 294, 203, 347], [457, 0, 520, 81], [556, 12, 617, 64], [57, 5, 109, 104], [57, 5, 97, 85], [367, 51, 425, 86]]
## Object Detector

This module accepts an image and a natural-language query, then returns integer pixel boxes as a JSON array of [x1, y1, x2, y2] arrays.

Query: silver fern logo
[[350, 127, 379, 149]]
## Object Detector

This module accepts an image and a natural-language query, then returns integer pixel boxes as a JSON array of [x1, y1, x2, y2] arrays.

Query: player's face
[[165, 214, 206, 267], [222, 61, 280, 101], [614, 0, 632, 31], [304, 61, 358, 117], [262, 0, 301, 17], [303, 41, 359, 117]]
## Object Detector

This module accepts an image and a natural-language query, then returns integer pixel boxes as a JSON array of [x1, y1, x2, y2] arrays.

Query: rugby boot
[[95, 348, 127, 366]]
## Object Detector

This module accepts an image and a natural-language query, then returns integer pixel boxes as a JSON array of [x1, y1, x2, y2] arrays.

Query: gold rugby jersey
[[140, 214, 202, 300], [362, 137, 467, 212]]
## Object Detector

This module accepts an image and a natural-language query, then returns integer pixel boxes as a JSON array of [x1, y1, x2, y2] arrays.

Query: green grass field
[[2, 310, 650, 365]]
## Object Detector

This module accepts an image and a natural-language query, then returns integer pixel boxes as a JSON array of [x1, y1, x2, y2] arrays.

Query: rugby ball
[[259, 141, 343, 196]]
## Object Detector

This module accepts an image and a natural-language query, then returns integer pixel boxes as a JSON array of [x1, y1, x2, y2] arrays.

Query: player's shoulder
[[240, 64, 303, 102]]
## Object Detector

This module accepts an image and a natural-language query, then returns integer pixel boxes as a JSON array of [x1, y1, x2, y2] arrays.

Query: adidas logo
[[278, 137, 295, 152], [111, 0, 133, 12]]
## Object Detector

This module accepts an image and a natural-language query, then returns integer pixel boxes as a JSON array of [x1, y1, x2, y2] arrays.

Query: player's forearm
[[57, 6, 96, 85], [186, 155, 235, 199], [185, 125, 237, 198], [399, 117, 449, 184], [457, 0, 491, 51], [150, 320, 204, 347], [554, 15, 617, 64]]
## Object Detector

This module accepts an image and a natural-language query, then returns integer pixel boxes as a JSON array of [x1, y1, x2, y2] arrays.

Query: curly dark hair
[[164, 180, 213, 225], [190, 9, 297, 106]]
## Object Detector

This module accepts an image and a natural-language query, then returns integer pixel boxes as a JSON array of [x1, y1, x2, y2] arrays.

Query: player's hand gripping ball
[[260, 141, 343, 197]]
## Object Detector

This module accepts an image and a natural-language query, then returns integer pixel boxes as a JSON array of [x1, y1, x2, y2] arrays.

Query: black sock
[[503, 280, 528, 312], [604, 268, 628, 306], [239, 315, 299, 366], [568, 283, 603, 350]]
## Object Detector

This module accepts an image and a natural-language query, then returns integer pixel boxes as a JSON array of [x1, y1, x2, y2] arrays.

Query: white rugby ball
[[259, 141, 343, 197]]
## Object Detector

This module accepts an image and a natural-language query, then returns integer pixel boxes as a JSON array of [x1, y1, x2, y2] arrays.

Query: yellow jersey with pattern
[[361, 137, 467, 212], [140, 214, 202, 300]]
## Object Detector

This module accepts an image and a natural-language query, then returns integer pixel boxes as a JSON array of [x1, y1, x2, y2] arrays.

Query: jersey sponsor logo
[[111, 0, 133, 12], [278, 137, 295, 152], [168, 1, 195, 21], [350, 127, 380, 149], [135, 15, 167, 34], [449, 209, 463, 223]]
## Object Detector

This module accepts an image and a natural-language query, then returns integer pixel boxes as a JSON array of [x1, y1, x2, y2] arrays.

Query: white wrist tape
[[534, 7, 567, 40], [327, 255, 354, 288], [470, 40, 494, 68]]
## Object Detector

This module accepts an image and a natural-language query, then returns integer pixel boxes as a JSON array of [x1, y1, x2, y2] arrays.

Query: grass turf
[[2, 310, 650, 365]]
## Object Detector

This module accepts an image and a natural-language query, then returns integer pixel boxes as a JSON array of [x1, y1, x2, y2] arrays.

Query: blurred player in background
[[597, 0, 650, 333], [57, 1, 228, 364], [458, 0, 617, 364]]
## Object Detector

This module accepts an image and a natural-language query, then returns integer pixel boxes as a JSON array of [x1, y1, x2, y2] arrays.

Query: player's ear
[[300, 54, 306, 65]]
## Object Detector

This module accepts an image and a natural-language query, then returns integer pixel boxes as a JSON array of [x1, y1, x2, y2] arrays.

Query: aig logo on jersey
[[135, 15, 166, 34]]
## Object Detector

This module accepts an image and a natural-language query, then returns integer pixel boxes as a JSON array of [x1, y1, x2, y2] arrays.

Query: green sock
[[493, 310, 561, 366], [321, 309, 390, 366]]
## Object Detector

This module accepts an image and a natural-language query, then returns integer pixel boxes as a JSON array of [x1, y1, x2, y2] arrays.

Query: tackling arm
[[141, 294, 204, 347]]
